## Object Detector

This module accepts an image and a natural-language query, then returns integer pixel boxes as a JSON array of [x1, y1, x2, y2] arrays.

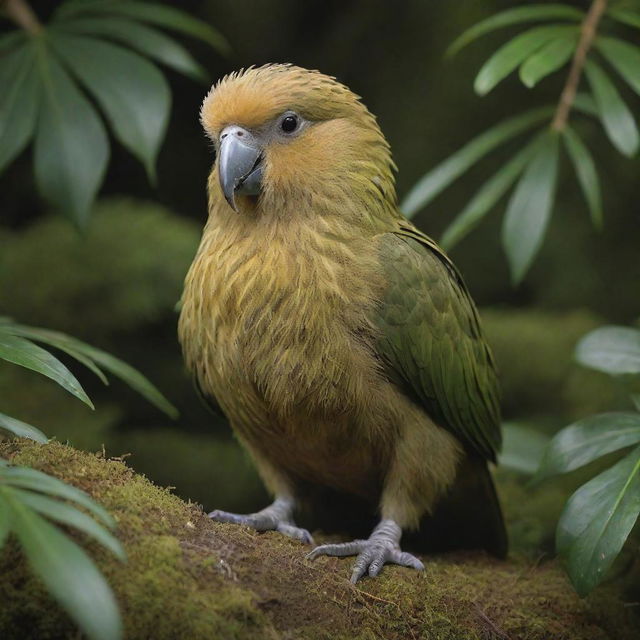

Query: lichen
[[0, 439, 637, 640]]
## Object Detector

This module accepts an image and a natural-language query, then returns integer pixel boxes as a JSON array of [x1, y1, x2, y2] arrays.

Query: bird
[[178, 64, 506, 583]]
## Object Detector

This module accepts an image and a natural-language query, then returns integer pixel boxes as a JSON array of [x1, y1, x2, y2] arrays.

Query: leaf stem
[[552, 0, 608, 131], [1, 0, 42, 35]]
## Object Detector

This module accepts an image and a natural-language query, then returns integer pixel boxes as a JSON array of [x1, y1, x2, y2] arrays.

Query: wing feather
[[375, 223, 501, 461]]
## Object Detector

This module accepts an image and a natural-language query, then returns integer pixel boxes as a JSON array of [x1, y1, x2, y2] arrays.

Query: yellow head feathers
[[200, 64, 398, 226]]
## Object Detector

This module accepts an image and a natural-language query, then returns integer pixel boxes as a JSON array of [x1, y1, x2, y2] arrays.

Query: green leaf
[[10, 499, 122, 640], [0, 43, 40, 174], [5, 324, 176, 418], [519, 34, 577, 88], [502, 130, 560, 284], [576, 325, 640, 375], [596, 36, 640, 97], [53, 17, 208, 83], [447, 4, 583, 56], [557, 444, 640, 596], [441, 134, 540, 249], [633, 395, 640, 412], [401, 107, 553, 217], [70, 341, 179, 419], [0, 412, 48, 444], [0, 465, 114, 527], [8, 324, 108, 385], [584, 60, 639, 157], [0, 329, 93, 408], [562, 127, 603, 229], [33, 42, 108, 226], [536, 413, 640, 482], [499, 422, 550, 475], [10, 487, 125, 560], [49, 32, 170, 182], [608, 7, 640, 29], [474, 25, 578, 96], [56, 0, 229, 54], [572, 93, 599, 118]]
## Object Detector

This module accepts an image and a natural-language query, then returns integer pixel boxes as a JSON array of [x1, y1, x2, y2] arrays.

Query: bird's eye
[[281, 114, 299, 133]]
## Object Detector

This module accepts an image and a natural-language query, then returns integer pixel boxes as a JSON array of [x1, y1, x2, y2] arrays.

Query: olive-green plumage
[[179, 64, 506, 579]]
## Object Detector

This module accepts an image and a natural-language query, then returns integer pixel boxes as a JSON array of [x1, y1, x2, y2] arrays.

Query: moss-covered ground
[[0, 439, 637, 640]]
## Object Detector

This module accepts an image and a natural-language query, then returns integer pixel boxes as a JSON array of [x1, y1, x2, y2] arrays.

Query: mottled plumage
[[179, 64, 506, 581]]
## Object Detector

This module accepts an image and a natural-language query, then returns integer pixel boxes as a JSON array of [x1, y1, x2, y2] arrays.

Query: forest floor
[[0, 439, 638, 640]]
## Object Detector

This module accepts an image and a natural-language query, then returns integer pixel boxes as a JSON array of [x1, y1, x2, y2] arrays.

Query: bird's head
[[200, 64, 397, 224]]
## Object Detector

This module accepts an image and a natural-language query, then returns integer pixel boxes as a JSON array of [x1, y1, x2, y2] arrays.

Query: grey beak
[[218, 125, 263, 211]]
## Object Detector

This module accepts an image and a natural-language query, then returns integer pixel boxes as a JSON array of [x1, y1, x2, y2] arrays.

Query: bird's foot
[[208, 497, 313, 544], [306, 518, 424, 583]]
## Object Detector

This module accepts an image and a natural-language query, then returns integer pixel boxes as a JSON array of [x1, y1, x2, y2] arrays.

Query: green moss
[[0, 198, 199, 339], [0, 440, 637, 639]]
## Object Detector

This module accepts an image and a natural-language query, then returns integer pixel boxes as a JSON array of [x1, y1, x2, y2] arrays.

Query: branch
[[1, 0, 42, 35], [552, 0, 608, 131]]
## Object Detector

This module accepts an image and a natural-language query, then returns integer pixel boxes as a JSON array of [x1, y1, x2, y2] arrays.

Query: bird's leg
[[209, 496, 313, 544], [307, 518, 423, 583]]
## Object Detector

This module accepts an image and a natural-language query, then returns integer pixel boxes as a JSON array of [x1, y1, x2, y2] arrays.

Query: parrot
[[178, 64, 507, 583]]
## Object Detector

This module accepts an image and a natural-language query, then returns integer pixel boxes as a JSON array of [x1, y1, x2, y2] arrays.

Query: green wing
[[375, 223, 501, 462]]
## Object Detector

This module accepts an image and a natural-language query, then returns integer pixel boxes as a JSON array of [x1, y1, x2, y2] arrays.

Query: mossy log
[[0, 440, 636, 640]]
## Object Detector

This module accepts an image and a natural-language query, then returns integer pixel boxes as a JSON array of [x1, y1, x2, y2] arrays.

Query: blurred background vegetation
[[0, 0, 638, 582]]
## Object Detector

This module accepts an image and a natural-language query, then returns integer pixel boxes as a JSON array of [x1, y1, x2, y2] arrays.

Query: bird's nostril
[[221, 133, 228, 139]]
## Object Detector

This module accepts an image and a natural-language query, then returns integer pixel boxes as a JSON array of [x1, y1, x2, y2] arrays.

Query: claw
[[208, 499, 313, 545], [307, 519, 424, 582]]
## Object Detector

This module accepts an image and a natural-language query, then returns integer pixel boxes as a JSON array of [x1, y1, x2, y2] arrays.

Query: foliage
[[0, 0, 227, 226], [535, 324, 640, 596], [0, 313, 177, 640], [402, 0, 640, 284]]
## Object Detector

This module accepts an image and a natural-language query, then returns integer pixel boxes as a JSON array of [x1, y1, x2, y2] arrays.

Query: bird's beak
[[218, 125, 263, 211]]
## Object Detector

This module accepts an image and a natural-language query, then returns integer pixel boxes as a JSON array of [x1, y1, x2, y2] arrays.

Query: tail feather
[[405, 453, 508, 557]]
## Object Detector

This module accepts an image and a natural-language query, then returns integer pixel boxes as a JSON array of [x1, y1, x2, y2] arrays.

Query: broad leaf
[[499, 422, 550, 475], [557, 444, 640, 596], [401, 107, 553, 217], [0, 464, 114, 527], [0, 43, 40, 174], [536, 412, 640, 481], [10, 500, 122, 640], [608, 7, 640, 29], [0, 330, 93, 408], [50, 32, 170, 181], [562, 127, 603, 229], [447, 4, 583, 56], [519, 34, 577, 88], [441, 134, 540, 249], [474, 25, 578, 96], [54, 17, 208, 83], [584, 60, 639, 157], [596, 36, 640, 97], [576, 325, 640, 375], [502, 130, 560, 284], [6, 324, 177, 418], [56, 0, 229, 53], [33, 44, 108, 226], [11, 488, 125, 560], [0, 411, 48, 444]]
